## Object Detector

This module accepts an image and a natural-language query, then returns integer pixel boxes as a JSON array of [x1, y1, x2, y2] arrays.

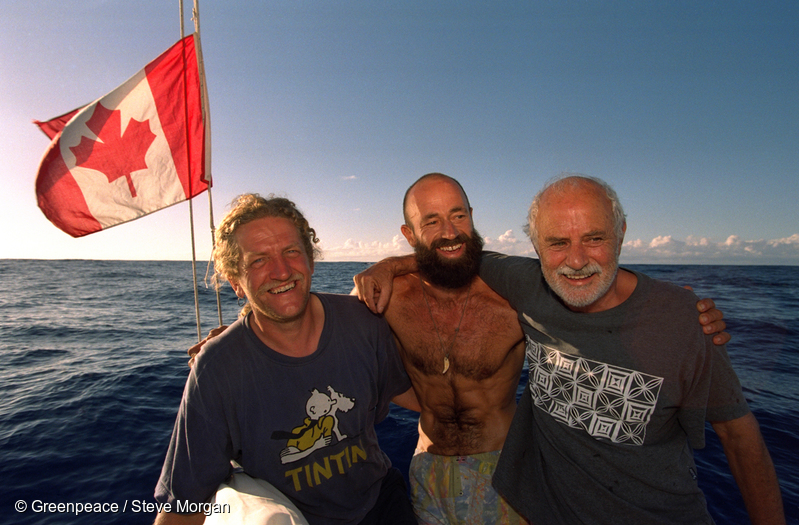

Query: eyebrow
[[543, 230, 608, 243], [582, 230, 608, 237], [243, 241, 303, 259], [421, 206, 468, 222]]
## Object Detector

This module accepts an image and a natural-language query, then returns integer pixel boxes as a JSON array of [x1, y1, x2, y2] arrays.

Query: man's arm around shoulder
[[154, 511, 205, 525], [352, 255, 417, 313], [711, 413, 786, 524]]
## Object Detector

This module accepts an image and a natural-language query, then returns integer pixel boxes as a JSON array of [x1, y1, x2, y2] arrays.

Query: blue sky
[[2, 1, 797, 264]]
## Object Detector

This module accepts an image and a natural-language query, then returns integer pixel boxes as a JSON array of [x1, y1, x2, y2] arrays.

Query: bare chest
[[389, 292, 520, 379]]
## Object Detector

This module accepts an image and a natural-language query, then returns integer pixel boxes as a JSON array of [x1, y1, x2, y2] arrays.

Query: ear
[[400, 224, 417, 248], [618, 221, 627, 255], [229, 279, 245, 299]]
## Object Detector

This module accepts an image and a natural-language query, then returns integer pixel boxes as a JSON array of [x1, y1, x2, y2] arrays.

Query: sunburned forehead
[[236, 217, 305, 258]]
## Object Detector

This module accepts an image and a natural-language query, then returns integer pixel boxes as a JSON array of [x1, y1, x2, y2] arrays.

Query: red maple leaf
[[69, 102, 157, 198]]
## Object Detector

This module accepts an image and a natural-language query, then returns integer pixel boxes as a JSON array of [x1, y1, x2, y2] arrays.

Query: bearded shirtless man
[[381, 173, 526, 524], [353, 173, 729, 525]]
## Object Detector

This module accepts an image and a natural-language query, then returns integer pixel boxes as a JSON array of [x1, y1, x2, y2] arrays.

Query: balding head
[[524, 174, 626, 253], [403, 173, 471, 229]]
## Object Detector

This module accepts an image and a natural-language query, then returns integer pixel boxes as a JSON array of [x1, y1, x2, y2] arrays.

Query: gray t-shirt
[[155, 293, 411, 525], [480, 253, 749, 525]]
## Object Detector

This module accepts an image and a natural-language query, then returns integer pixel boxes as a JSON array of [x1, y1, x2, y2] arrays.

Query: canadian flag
[[34, 34, 211, 237]]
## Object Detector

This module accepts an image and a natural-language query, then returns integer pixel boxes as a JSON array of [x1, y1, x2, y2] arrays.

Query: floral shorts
[[409, 450, 529, 525]]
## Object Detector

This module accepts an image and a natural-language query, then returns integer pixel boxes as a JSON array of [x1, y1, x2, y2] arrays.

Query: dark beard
[[415, 230, 484, 289]]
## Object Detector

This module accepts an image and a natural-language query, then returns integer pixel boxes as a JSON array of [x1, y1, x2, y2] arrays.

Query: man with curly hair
[[154, 194, 419, 525]]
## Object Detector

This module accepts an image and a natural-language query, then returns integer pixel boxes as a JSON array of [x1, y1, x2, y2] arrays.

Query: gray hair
[[523, 173, 626, 251]]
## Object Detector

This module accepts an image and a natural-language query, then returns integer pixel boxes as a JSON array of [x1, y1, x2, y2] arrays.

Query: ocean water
[[0, 260, 796, 524]]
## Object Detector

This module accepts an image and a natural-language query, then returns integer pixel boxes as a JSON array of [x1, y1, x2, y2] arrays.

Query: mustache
[[557, 262, 603, 278], [256, 275, 303, 294], [430, 234, 471, 250]]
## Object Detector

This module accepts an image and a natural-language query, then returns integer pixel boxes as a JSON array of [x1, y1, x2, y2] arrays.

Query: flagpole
[[191, 0, 224, 328], [179, 0, 203, 343]]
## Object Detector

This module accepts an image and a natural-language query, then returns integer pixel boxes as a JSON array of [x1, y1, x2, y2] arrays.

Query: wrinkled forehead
[[538, 186, 615, 231], [234, 217, 307, 259]]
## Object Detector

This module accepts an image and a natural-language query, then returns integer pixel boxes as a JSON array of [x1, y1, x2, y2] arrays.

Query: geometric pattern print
[[526, 337, 663, 445]]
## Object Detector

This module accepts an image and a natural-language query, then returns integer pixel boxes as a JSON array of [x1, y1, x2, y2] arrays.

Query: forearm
[[712, 414, 785, 524], [353, 255, 417, 313], [391, 386, 421, 412], [378, 255, 417, 275]]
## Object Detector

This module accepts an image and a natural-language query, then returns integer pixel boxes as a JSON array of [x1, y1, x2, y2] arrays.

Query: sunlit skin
[[356, 176, 728, 455], [158, 214, 421, 524], [531, 179, 788, 525], [354, 178, 734, 463], [229, 216, 323, 357], [155, 217, 326, 523], [389, 175, 525, 455], [535, 181, 637, 313], [401, 178, 473, 261]]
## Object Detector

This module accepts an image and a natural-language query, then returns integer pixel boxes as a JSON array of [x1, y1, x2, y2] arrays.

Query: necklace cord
[[419, 275, 472, 374]]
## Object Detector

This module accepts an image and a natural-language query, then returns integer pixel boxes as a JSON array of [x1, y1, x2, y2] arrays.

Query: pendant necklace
[[419, 275, 472, 374]]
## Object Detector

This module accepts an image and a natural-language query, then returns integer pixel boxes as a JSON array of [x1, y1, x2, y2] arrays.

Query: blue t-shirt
[[155, 293, 411, 525]]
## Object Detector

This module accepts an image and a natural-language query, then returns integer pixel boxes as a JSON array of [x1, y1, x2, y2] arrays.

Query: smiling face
[[535, 181, 626, 312], [401, 175, 483, 288], [229, 216, 314, 324]]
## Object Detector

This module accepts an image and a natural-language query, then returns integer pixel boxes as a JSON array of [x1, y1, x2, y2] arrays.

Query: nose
[[269, 256, 292, 281], [565, 243, 589, 270], [440, 219, 459, 240]]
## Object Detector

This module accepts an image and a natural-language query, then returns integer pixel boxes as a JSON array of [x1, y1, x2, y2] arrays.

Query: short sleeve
[[705, 344, 750, 422], [154, 366, 235, 506], [479, 252, 545, 311]]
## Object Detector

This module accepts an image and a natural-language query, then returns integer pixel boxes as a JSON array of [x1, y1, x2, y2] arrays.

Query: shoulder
[[193, 318, 251, 373], [483, 251, 539, 266], [472, 276, 518, 310], [387, 273, 424, 308], [316, 291, 360, 307], [630, 270, 701, 316], [636, 271, 697, 300], [383, 274, 425, 327], [316, 293, 391, 333], [480, 252, 542, 279], [392, 272, 420, 293], [317, 292, 376, 316]]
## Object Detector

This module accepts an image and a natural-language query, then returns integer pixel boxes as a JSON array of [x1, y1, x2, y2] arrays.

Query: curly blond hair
[[211, 194, 321, 292]]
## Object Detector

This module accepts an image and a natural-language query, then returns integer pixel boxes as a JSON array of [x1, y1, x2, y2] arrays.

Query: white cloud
[[622, 233, 799, 265], [649, 235, 676, 248], [320, 231, 799, 265], [769, 233, 799, 246], [483, 229, 536, 257], [723, 235, 741, 247], [323, 229, 537, 261], [498, 230, 517, 243], [320, 234, 411, 262], [340, 175, 357, 181]]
